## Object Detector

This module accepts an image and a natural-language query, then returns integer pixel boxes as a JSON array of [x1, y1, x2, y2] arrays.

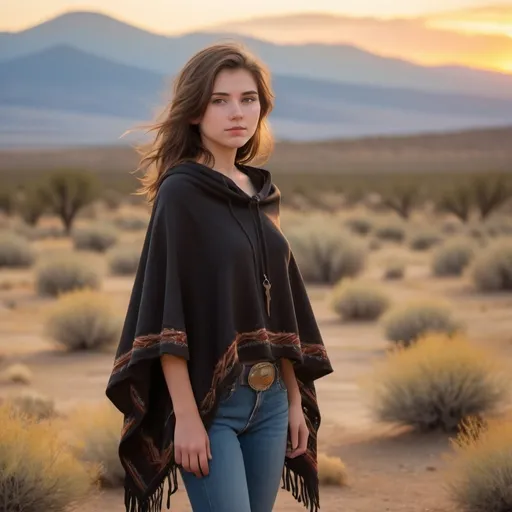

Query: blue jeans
[[180, 370, 289, 511]]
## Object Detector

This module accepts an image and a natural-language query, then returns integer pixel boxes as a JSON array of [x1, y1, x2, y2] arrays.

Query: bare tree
[[39, 170, 100, 234]]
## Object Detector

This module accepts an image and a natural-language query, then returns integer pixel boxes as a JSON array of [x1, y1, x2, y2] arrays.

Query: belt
[[238, 361, 278, 391]]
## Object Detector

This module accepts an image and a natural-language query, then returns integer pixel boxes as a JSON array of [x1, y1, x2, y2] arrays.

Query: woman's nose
[[229, 102, 243, 119]]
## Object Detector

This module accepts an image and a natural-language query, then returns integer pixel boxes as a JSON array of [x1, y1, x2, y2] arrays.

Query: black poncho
[[105, 161, 333, 512]]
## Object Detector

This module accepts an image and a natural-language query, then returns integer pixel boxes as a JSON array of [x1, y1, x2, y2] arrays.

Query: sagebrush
[[44, 289, 122, 351], [35, 252, 103, 297], [446, 416, 512, 512], [63, 402, 125, 488], [0, 403, 96, 512], [381, 301, 461, 345], [365, 334, 509, 431], [471, 240, 512, 291], [0, 231, 35, 268], [432, 238, 475, 277], [286, 215, 366, 284], [331, 281, 390, 321]]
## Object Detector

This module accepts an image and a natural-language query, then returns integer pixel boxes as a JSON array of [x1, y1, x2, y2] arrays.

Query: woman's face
[[197, 68, 261, 151]]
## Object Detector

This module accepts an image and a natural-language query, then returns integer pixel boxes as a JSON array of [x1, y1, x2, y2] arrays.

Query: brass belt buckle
[[247, 362, 275, 391]]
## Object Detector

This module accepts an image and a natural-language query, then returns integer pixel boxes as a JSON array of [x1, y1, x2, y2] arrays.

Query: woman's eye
[[212, 99, 224, 104], [244, 97, 257, 103]]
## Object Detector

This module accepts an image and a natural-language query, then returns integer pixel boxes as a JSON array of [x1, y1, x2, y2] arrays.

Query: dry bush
[[0, 231, 35, 268], [365, 334, 509, 431], [432, 238, 475, 277], [5, 391, 56, 421], [44, 289, 122, 351], [374, 220, 406, 243], [318, 452, 347, 487], [286, 215, 366, 284], [2, 363, 32, 385], [331, 280, 390, 321], [112, 210, 149, 231], [383, 261, 405, 280], [408, 228, 443, 251], [343, 215, 374, 236], [35, 252, 103, 297], [483, 217, 512, 237], [33, 224, 66, 240], [64, 402, 125, 488], [446, 416, 512, 512], [0, 403, 96, 511], [381, 300, 461, 346], [441, 219, 464, 235], [72, 223, 118, 253], [107, 244, 141, 276], [470, 240, 512, 291]]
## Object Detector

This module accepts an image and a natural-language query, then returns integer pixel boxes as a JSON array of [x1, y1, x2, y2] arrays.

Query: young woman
[[106, 42, 333, 512]]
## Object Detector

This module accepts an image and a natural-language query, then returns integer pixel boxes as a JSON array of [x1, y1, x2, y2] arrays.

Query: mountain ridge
[[1, 11, 511, 100]]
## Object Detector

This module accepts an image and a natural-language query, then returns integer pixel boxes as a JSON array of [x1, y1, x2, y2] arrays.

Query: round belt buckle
[[247, 362, 275, 391]]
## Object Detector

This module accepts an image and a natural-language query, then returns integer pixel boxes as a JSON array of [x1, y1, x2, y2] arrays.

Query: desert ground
[[1, 197, 511, 512]]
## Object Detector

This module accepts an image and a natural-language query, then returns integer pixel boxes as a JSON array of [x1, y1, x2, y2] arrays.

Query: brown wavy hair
[[133, 41, 275, 204]]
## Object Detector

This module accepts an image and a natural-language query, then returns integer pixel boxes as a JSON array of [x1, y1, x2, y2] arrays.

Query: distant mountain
[[1, 45, 512, 147], [1, 11, 512, 100], [204, 11, 512, 72]]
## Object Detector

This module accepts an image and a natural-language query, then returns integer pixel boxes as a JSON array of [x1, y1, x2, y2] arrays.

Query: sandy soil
[[1, 232, 511, 512]]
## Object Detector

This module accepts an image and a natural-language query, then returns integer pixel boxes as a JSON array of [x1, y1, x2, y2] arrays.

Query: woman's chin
[[219, 137, 251, 150]]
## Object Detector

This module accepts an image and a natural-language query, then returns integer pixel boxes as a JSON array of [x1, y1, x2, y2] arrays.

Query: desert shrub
[[381, 301, 461, 346], [15, 185, 47, 226], [374, 221, 406, 242], [318, 452, 347, 487], [0, 231, 35, 268], [0, 189, 15, 216], [408, 229, 443, 251], [471, 240, 512, 291], [6, 391, 56, 421], [381, 185, 422, 220], [437, 186, 472, 223], [432, 238, 475, 277], [44, 289, 122, 351], [113, 210, 149, 231], [365, 334, 509, 431], [484, 217, 512, 237], [286, 216, 366, 284], [107, 245, 141, 276], [3, 363, 32, 385], [472, 174, 512, 220], [72, 223, 118, 253], [441, 219, 464, 235], [446, 416, 512, 512], [33, 224, 66, 240], [383, 262, 405, 280], [0, 403, 95, 511], [331, 281, 390, 321], [64, 402, 124, 488], [35, 252, 103, 297], [344, 216, 373, 236], [101, 189, 124, 210]]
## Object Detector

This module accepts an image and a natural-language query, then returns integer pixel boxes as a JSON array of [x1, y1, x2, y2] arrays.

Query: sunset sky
[[2, 1, 511, 72], [2, 0, 511, 36]]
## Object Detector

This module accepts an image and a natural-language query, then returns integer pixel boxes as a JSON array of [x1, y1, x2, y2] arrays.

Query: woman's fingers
[[289, 423, 299, 452], [287, 424, 309, 458]]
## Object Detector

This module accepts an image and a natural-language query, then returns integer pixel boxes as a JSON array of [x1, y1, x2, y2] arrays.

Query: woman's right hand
[[174, 413, 212, 478]]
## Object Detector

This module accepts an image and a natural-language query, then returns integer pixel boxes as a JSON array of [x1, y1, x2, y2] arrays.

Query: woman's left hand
[[286, 401, 309, 458]]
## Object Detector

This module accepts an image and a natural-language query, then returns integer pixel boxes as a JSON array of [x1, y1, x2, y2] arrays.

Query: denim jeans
[[180, 369, 289, 512]]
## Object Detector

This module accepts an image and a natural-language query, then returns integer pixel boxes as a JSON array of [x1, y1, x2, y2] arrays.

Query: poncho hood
[[106, 160, 334, 512]]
